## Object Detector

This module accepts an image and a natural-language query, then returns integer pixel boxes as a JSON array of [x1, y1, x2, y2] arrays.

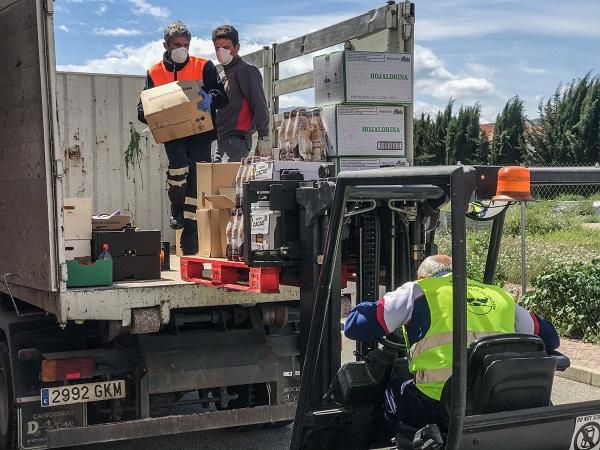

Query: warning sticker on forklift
[[571, 414, 600, 450]]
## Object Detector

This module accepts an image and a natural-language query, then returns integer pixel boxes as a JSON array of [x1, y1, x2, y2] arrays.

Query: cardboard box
[[64, 239, 91, 261], [333, 157, 409, 173], [199, 188, 235, 258], [197, 163, 241, 206], [92, 214, 131, 231], [140, 80, 214, 144], [314, 51, 413, 105], [320, 105, 406, 157], [198, 209, 223, 258], [175, 229, 183, 257], [63, 198, 92, 240]]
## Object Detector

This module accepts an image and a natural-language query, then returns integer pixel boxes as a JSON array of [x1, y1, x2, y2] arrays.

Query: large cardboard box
[[320, 105, 406, 157], [199, 188, 236, 258], [314, 51, 413, 105], [63, 198, 92, 240], [333, 157, 409, 173], [198, 208, 231, 258], [196, 163, 240, 207], [140, 80, 213, 144]]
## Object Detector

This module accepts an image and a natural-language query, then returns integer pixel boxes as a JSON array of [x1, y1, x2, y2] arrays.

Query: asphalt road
[[69, 376, 599, 450]]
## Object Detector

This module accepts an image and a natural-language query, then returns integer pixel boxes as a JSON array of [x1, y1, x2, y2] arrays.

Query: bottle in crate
[[279, 111, 290, 160], [234, 209, 245, 262], [225, 209, 237, 260]]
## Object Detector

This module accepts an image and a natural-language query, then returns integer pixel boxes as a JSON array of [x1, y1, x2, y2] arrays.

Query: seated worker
[[344, 254, 559, 434]]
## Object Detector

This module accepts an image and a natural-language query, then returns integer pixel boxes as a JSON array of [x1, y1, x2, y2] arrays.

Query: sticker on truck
[[18, 400, 86, 450], [41, 380, 126, 407]]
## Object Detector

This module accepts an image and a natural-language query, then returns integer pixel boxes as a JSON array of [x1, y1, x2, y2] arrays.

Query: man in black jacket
[[138, 20, 227, 255], [212, 25, 271, 161]]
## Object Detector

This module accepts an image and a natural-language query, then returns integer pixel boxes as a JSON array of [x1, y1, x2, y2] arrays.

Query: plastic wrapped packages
[[309, 108, 327, 161], [295, 108, 312, 161]]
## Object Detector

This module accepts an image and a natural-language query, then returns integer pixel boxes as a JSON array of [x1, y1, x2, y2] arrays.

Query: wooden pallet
[[180, 256, 281, 293]]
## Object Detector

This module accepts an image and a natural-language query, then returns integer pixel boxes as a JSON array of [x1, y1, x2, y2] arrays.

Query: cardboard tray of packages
[[92, 213, 131, 231], [140, 80, 213, 144]]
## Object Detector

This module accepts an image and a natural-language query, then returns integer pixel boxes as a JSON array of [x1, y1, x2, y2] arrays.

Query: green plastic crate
[[66, 259, 113, 288]]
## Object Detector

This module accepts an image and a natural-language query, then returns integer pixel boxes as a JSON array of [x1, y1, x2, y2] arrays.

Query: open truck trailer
[[289, 165, 600, 450], [0, 0, 415, 448]]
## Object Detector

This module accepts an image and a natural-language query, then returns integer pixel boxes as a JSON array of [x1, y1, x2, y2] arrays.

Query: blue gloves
[[197, 90, 212, 112]]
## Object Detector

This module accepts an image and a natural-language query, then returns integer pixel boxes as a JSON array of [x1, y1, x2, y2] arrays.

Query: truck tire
[[0, 342, 15, 450]]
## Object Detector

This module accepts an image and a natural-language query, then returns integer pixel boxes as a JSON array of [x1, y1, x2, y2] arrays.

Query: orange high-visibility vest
[[148, 56, 208, 86]]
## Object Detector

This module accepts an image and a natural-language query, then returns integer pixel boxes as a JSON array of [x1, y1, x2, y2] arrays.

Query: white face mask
[[170, 47, 188, 64], [216, 47, 233, 66]]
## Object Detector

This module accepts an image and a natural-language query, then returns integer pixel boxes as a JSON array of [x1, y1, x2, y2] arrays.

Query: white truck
[[0, 0, 414, 448]]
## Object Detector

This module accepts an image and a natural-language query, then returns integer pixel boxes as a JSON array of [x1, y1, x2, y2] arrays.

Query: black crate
[[111, 255, 161, 281], [92, 228, 161, 281]]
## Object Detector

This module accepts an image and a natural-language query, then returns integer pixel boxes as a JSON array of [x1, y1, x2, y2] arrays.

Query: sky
[[54, 0, 600, 123]]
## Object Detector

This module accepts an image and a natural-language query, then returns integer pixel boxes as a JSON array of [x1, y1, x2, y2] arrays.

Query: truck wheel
[[0, 342, 15, 450]]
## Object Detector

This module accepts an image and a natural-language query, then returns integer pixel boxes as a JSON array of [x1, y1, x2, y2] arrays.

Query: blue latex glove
[[197, 90, 212, 112]]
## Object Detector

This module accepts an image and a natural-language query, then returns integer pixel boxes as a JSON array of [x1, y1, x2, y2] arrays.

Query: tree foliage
[[528, 74, 600, 165], [414, 74, 600, 166]]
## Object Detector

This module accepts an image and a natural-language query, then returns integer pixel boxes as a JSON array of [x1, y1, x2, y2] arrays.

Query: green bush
[[521, 260, 600, 343]]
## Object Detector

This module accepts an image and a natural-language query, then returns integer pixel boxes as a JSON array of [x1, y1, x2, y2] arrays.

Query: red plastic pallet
[[180, 256, 281, 294]]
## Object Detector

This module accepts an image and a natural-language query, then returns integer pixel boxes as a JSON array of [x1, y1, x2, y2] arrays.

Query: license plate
[[41, 380, 125, 407]]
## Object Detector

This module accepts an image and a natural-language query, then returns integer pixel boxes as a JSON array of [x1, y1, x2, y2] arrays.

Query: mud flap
[[17, 400, 86, 450]]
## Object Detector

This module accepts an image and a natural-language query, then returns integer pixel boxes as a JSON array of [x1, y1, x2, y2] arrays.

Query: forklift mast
[[289, 165, 600, 450]]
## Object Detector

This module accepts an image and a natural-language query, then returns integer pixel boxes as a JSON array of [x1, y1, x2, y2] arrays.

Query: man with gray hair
[[344, 254, 559, 435], [138, 20, 227, 255]]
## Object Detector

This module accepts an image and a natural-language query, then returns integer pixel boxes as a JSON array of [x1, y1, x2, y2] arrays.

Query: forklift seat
[[395, 334, 559, 450], [442, 333, 557, 419]]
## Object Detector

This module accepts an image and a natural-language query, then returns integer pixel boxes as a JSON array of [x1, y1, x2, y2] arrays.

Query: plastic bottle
[[287, 109, 298, 160], [234, 158, 246, 209], [236, 209, 245, 262], [310, 109, 326, 161], [230, 209, 240, 261], [225, 209, 237, 260], [279, 112, 290, 160], [98, 243, 112, 260], [295, 109, 312, 160]]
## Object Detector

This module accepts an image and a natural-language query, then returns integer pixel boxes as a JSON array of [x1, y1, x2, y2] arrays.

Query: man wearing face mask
[[212, 25, 271, 161], [137, 21, 227, 256]]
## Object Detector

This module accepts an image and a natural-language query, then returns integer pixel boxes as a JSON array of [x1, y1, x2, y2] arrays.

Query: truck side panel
[[56, 72, 172, 239], [0, 0, 58, 292]]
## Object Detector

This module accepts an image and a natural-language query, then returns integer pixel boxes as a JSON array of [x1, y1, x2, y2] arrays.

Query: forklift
[[288, 165, 600, 450]]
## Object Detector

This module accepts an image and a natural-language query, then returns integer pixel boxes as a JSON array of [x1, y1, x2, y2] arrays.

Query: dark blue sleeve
[[535, 314, 560, 351], [344, 301, 388, 342], [202, 60, 228, 110]]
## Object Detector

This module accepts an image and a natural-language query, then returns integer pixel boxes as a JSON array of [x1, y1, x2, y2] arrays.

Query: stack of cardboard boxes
[[313, 50, 412, 171], [195, 163, 240, 258], [63, 198, 113, 288], [63, 198, 162, 286]]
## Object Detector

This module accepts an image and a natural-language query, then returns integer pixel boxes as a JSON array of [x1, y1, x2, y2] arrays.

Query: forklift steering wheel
[[376, 336, 408, 353]]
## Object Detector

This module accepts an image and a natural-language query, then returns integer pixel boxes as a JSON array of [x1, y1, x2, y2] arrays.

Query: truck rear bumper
[[46, 404, 296, 448]]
